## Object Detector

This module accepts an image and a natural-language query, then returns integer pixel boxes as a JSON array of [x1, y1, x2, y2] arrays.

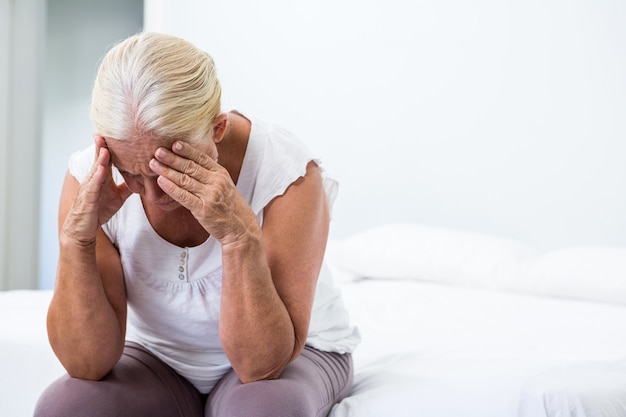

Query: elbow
[[52, 341, 122, 381], [233, 343, 306, 384], [52, 349, 118, 381], [237, 365, 285, 384], [222, 330, 307, 384], [227, 347, 292, 384], [64, 362, 113, 381]]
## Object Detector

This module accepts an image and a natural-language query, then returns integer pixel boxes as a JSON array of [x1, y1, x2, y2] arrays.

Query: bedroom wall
[[38, 0, 143, 289], [0, 0, 46, 290], [144, 0, 626, 251]]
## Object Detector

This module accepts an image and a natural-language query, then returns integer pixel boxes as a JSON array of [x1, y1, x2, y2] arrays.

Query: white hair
[[91, 32, 221, 144]]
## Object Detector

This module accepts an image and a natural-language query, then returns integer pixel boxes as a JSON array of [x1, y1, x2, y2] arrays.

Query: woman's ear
[[212, 113, 229, 143]]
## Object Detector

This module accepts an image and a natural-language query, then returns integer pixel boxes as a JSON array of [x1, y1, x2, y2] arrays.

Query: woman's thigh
[[205, 346, 353, 417], [34, 342, 204, 417]]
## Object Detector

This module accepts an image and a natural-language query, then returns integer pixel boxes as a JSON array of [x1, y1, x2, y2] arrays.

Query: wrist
[[221, 225, 263, 255], [59, 228, 97, 252]]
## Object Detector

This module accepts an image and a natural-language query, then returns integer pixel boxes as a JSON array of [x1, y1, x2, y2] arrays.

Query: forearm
[[47, 235, 125, 380], [219, 231, 298, 383]]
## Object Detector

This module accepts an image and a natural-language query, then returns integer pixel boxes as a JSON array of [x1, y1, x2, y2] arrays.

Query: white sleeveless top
[[68, 113, 360, 393]]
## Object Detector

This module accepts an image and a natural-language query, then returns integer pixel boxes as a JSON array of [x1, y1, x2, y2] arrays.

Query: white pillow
[[328, 223, 626, 304], [327, 223, 537, 289], [524, 247, 626, 304]]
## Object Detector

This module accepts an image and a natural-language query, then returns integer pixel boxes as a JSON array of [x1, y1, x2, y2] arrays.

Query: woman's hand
[[149, 141, 257, 244], [61, 135, 132, 245]]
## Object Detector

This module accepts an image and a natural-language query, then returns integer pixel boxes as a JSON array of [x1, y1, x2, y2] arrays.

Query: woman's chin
[[155, 198, 181, 211]]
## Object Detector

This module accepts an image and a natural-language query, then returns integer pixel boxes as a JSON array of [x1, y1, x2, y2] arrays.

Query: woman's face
[[105, 136, 215, 211]]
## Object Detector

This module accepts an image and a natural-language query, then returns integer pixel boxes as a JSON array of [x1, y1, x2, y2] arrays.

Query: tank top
[[68, 113, 360, 393]]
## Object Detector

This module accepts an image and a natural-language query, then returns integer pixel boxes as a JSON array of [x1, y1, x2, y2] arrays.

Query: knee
[[207, 349, 353, 417], [34, 364, 202, 417], [34, 375, 104, 417], [208, 379, 315, 417]]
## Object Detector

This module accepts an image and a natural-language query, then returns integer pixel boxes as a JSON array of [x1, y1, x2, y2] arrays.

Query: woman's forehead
[[105, 137, 165, 175]]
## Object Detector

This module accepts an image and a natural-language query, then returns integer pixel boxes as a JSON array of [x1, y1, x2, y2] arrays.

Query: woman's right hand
[[61, 135, 132, 245]]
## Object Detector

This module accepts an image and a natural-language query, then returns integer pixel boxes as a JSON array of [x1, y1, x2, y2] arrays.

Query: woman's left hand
[[149, 141, 257, 244]]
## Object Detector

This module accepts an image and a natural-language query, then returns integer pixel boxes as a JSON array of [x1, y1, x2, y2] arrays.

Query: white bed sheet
[[330, 279, 626, 417], [0, 290, 63, 417], [2, 281, 626, 417]]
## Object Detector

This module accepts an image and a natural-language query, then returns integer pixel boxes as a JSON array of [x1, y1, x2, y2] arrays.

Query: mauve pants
[[34, 342, 353, 417]]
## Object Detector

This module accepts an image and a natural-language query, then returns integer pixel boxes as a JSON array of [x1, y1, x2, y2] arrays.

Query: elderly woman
[[35, 32, 359, 417]]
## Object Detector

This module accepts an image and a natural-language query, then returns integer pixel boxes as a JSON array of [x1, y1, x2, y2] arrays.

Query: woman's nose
[[142, 176, 165, 201]]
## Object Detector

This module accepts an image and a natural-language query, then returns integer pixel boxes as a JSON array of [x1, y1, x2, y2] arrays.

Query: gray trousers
[[34, 342, 353, 417]]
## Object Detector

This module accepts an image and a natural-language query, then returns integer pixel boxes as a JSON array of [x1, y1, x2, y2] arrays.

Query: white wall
[[0, 0, 46, 290], [38, 0, 143, 289], [145, 0, 626, 251], [0, 0, 10, 290]]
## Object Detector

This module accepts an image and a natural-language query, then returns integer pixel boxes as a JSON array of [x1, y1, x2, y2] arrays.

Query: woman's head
[[91, 32, 221, 145]]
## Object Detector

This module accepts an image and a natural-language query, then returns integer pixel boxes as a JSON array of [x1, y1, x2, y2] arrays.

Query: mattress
[[3, 282, 626, 417], [326, 223, 626, 416], [2, 223, 626, 417], [0, 290, 63, 417], [330, 279, 626, 417]]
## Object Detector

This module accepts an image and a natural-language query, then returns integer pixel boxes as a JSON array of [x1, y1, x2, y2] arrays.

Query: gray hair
[[91, 32, 222, 144]]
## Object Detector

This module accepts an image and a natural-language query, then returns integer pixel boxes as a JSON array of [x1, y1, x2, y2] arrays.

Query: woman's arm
[[47, 140, 130, 380], [151, 142, 329, 383], [219, 161, 328, 382]]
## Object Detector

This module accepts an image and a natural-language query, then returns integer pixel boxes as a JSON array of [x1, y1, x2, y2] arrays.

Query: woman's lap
[[34, 343, 352, 417], [34, 342, 204, 417], [206, 346, 353, 417]]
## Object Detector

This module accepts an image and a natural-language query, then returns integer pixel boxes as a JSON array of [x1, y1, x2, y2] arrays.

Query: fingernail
[[174, 141, 183, 151]]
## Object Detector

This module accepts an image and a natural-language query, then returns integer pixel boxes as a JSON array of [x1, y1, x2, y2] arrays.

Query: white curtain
[[0, 0, 45, 290]]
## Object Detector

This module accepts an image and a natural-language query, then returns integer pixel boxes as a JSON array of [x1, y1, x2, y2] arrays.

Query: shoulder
[[241, 114, 327, 213]]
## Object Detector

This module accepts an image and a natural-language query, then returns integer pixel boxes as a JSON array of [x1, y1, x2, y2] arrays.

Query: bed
[[2, 223, 626, 417]]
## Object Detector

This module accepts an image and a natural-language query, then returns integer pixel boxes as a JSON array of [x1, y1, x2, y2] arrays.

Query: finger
[[171, 141, 218, 170], [153, 147, 210, 182], [156, 174, 200, 211], [153, 145, 215, 183], [93, 134, 106, 147], [80, 162, 107, 206], [91, 164, 107, 189], [93, 134, 107, 163], [149, 157, 206, 192], [81, 147, 114, 210], [88, 135, 111, 180], [84, 146, 107, 185]]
